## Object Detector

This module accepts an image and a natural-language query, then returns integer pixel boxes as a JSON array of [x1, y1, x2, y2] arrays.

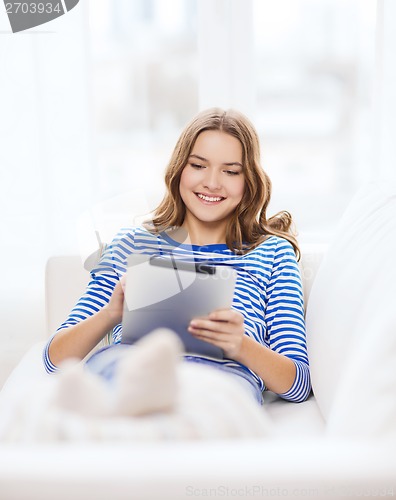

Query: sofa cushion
[[326, 312, 396, 438], [305, 181, 396, 422]]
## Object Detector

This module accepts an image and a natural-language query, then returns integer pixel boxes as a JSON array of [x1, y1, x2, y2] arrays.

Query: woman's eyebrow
[[223, 162, 243, 168], [189, 154, 207, 162], [189, 154, 243, 168]]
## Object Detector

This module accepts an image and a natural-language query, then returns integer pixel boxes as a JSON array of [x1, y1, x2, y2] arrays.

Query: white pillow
[[305, 181, 396, 423]]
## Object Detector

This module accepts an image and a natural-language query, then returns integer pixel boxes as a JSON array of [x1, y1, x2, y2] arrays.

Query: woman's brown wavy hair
[[147, 107, 300, 260]]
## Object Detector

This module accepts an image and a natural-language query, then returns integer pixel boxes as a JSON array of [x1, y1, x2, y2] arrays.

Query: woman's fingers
[[189, 318, 226, 334], [208, 308, 244, 324], [189, 309, 243, 331]]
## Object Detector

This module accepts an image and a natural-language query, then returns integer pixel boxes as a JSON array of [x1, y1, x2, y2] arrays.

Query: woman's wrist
[[100, 305, 122, 330], [232, 334, 256, 365]]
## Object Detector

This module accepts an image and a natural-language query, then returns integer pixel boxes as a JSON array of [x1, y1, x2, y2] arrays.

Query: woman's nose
[[203, 170, 221, 190]]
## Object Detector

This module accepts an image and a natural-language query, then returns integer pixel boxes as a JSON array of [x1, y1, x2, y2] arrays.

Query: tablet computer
[[121, 253, 237, 358]]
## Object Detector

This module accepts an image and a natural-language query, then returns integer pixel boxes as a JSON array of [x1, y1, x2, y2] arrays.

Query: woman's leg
[[221, 371, 263, 404], [84, 344, 133, 387]]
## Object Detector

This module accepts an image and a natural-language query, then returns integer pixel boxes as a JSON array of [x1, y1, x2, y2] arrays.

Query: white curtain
[[374, 0, 396, 181], [0, 3, 92, 380], [197, 0, 255, 116]]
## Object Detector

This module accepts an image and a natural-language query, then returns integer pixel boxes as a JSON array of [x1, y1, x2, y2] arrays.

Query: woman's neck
[[168, 222, 226, 247]]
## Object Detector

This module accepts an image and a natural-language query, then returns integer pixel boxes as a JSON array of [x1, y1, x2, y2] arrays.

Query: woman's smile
[[195, 192, 226, 204]]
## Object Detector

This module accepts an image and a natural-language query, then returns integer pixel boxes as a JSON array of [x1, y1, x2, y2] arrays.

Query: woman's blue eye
[[225, 170, 239, 176], [191, 163, 204, 169]]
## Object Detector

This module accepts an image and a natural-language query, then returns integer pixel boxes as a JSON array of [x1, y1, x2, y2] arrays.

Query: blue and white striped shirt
[[43, 227, 311, 402]]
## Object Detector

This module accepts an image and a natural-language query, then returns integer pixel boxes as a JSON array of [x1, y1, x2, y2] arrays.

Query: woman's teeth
[[197, 194, 224, 202]]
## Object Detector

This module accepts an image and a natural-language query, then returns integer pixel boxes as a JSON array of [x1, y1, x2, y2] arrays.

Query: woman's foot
[[114, 328, 182, 416], [53, 328, 182, 418], [53, 359, 111, 417]]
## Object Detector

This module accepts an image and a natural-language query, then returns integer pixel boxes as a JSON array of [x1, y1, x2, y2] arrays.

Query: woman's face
[[179, 130, 245, 231]]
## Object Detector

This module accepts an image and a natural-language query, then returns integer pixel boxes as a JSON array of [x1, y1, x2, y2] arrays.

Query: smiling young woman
[[44, 108, 310, 418]]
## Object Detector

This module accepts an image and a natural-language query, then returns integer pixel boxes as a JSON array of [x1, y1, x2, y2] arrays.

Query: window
[[87, 0, 377, 243], [252, 0, 377, 241], [88, 0, 198, 209]]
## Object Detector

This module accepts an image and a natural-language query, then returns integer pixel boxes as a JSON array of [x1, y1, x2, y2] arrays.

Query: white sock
[[53, 359, 112, 417], [53, 329, 182, 418], [113, 328, 182, 417]]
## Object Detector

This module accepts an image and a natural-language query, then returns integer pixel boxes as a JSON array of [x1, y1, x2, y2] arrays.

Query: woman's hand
[[103, 276, 126, 327], [188, 308, 245, 360]]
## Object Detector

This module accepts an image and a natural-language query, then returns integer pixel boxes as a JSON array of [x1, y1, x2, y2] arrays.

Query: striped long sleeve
[[43, 228, 135, 373], [264, 239, 311, 402]]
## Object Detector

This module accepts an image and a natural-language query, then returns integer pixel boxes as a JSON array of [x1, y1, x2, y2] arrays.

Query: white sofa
[[0, 181, 395, 499]]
